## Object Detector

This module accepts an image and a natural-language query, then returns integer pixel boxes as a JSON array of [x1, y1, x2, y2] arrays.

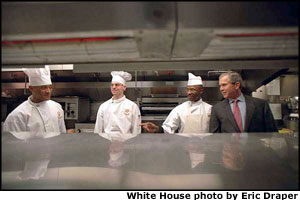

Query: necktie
[[233, 99, 243, 133]]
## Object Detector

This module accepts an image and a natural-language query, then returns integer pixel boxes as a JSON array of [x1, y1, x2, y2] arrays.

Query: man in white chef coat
[[3, 66, 67, 134], [142, 73, 212, 134], [94, 71, 141, 135]]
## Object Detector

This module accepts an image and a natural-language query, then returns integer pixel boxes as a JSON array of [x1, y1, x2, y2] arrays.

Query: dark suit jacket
[[209, 95, 278, 133]]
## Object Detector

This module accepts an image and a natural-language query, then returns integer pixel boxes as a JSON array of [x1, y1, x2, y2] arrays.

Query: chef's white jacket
[[94, 95, 141, 134], [162, 99, 212, 134], [3, 96, 66, 134]]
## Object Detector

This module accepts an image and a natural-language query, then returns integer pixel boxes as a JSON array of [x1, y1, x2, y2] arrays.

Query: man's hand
[[67, 129, 76, 133], [141, 122, 159, 133]]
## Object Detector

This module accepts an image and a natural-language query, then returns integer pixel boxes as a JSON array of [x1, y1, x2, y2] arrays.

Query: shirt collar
[[111, 95, 126, 103], [189, 98, 203, 106], [28, 95, 44, 107], [229, 93, 245, 104]]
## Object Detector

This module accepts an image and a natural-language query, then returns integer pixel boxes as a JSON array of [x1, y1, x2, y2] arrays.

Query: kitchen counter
[[2, 131, 298, 190]]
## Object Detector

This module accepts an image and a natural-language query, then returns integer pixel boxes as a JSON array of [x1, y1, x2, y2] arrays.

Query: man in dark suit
[[209, 71, 277, 133]]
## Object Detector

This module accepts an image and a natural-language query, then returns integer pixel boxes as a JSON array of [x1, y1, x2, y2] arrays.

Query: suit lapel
[[224, 100, 240, 132], [244, 96, 255, 132]]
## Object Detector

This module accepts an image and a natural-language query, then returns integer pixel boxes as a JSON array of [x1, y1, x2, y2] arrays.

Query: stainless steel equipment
[[52, 96, 90, 122], [283, 96, 299, 132], [0, 2, 298, 129], [74, 123, 95, 133], [2, 2, 298, 66], [287, 96, 299, 112], [137, 96, 187, 122], [1, 2, 298, 101]]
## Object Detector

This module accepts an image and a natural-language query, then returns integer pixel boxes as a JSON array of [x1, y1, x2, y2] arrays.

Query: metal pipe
[[24, 75, 29, 95], [216, 32, 298, 38], [169, 2, 178, 58]]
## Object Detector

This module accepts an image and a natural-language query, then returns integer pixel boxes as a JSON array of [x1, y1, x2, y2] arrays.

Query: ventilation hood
[[2, 2, 298, 64], [1, 2, 299, 93]]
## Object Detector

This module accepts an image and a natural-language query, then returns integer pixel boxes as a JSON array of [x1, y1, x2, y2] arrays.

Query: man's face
[[186, 85, 203, 102], [111, 82, 126, 97], [29, 85, 53, 103], [219, 75, 240, 99]]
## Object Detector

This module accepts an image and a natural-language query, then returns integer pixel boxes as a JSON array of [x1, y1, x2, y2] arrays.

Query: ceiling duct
[[1, 2, 298, 93], [2, 2, 298, 66]]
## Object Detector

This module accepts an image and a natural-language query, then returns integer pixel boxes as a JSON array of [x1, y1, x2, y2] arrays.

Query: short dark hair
[[219, 71, 243, 86]]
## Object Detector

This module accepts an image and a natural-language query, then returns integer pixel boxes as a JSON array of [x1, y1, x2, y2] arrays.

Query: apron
[[182, 102, 210, 133]]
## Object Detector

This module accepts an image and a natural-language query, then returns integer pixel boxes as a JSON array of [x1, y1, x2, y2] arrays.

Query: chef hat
[[23, 65, 52, 86], [111, 71, 132, 85], [187, 73, 203, 86]]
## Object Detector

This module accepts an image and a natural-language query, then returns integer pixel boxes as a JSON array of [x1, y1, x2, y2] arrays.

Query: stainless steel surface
[[151, 94, 179, 98], [72, 59, 298, 72], [2, 131, 298, 189], [1, 2, 299, 100], [138, 97, 187, 103], [287, 96, 299, 110], [142, 107, 174, 111], [282, 96, 299, 131], [1, 81, 219, 89], [2, 59, 298, 94], [285, 120, 299, 132], [138, 97, 187, 125], [51, 96, 90, 122], [280, 75, 299, 96], [2, 2, 298, 65], [2, 2, 175, 37], [74, 123, 95, 133], [141, 116, 167, 121]]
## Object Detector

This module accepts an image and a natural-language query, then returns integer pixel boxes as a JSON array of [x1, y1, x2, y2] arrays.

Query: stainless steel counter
[[2, 131, 298, 190]]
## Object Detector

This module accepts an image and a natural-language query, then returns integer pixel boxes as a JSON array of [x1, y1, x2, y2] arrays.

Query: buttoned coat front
[[209, 95, 277, 133]]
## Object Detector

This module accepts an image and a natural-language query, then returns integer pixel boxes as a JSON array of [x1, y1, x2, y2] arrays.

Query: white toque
[[23, 65, 52, 86], [187, 73, 203, 86], [111, 71, 132, 85]]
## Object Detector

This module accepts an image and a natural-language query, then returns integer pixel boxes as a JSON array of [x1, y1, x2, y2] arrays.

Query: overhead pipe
[[216, 32, 298, 38], [1, 36, 132, 46], [169, 2, 178, 58]]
